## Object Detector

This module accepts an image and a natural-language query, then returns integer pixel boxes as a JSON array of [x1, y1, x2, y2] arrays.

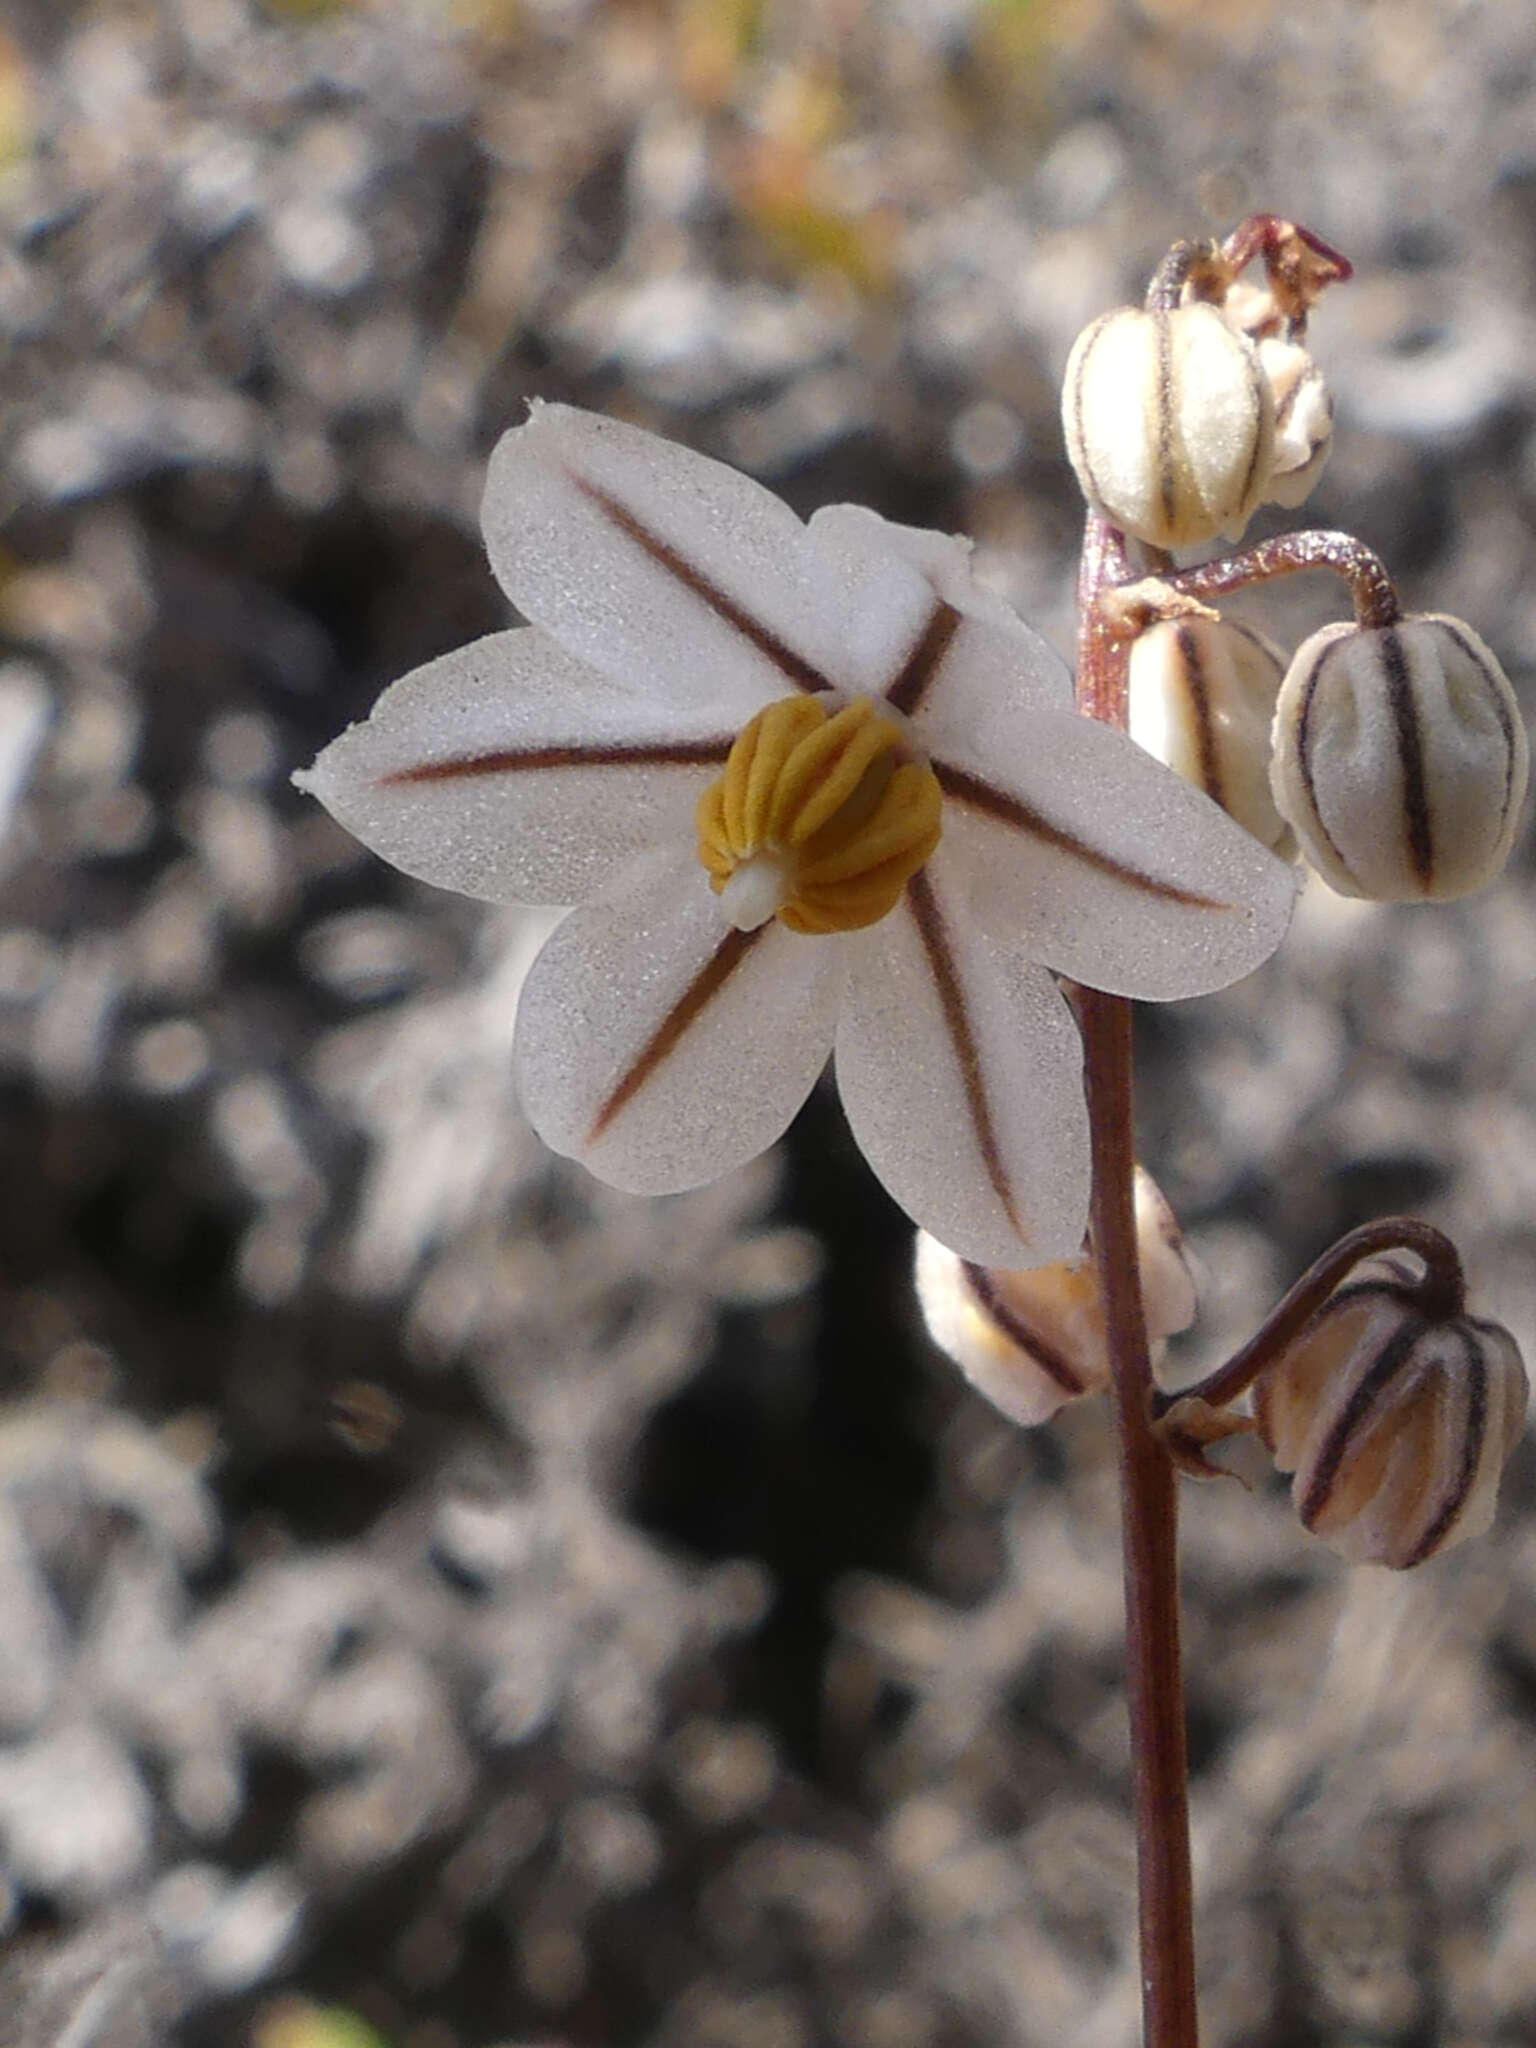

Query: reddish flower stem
[[1151, 529, 1401, 632], [1074, 514, 1199, 2048], [1154, 1217, 1465, 1418]]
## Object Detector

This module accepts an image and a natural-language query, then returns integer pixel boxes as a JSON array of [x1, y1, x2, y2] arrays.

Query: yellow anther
[[697, 695, 942, 934]]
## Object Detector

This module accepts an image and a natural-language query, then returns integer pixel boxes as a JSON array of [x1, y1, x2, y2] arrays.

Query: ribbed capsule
[[1128, 615, 1296, 856], [1253, 1256, 1528, 1569], [1270, 612, 1529, 900], [1062, 302, 1275, 551], [915, 1168, 1197, 1427]]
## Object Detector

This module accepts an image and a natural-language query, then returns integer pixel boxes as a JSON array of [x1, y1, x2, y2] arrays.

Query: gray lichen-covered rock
[[0, 0, 1534, 2044]]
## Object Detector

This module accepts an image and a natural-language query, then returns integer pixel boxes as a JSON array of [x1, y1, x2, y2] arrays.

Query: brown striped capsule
[[1270, 613, 1529, 900], [914, 1168, 1197, 1427], [1128, 614, 1297, 857], [1253, 1256, 1527, 1569], [1062, 302, 1275, 551]]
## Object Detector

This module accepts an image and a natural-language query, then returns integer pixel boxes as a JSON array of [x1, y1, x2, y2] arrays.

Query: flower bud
[[1270, 613, 1529, 900], [1253, 1256, 1527, 1568], [1254, 335, 1332, 509], [915, 1168, 1196, 1427], [1062, 302, 1275, 551], [1128, 614, 1296, 856]]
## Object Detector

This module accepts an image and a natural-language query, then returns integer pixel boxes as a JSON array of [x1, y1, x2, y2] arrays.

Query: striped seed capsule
[[1270, 613, 1528, 900], [1062, 302, 1275, 551], [1253, 1255, 1527, 1569], [915, 1168, 1197, 1427], [1128, 614, 1296, 856]]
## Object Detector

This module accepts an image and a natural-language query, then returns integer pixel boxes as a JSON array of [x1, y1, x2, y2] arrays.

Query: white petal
[[515, 849, 845, 1193], [295, 630, 734, 905], [835, 868, 1090, 1267], [483, 404, 847, 719], [913, 1231, 1102, 1427], [807, 503, 1073, 732], [933, 709, 1297, 998]]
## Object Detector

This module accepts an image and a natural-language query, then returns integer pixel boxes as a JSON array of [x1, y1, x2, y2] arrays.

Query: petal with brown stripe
[[483, 404, 846, 718], [806, 503, 1072, 727], [833, 868, 1089, 1267], [514, 848, 845, 1194], [295, 629, 735, 906], [932, 708, 1297, 999]]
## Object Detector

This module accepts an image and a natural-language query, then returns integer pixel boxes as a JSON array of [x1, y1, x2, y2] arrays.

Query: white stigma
[[717, 852, 789, 932]]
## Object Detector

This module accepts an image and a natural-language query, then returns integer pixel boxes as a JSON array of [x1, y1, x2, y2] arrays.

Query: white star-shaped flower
[[297, 405, 1294, 1266]]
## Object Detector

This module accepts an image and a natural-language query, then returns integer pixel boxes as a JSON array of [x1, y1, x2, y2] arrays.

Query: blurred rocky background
[[3, 0, 1536, 2043]]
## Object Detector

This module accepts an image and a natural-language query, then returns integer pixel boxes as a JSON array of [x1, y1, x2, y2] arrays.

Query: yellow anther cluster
[[697, 694, 942, 934]]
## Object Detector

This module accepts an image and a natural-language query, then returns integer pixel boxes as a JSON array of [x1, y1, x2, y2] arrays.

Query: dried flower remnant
[[1248, 334, 1333, 509], [1127, 614, 1295, 856], [1212, 215, 1354, 335], [299, 403, 1294, 1265], [1209, 222, 1344, 509], [1252, 1254, 1527, 1568], [915, 1167, 1196, 1426], [1270, 612, 1529, 900]]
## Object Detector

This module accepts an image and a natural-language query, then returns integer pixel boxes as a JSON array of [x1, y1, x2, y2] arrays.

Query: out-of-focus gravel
[[3, 1, 1536, 2044]]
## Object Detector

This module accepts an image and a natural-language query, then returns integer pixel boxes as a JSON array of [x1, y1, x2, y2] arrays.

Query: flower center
[[696, 694, 943, 934]]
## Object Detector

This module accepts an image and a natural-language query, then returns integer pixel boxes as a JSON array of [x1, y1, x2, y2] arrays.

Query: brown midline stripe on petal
[[380, 736, 734, 786], [571, 476, 835, 695], [1273, 370, 1300, 438], [1298, 1316, 1423, 1529], [587, 922, 767, 1143], [961, 1262, 1086, 1395], [1379, 626, 1435, 888], [1175, 620, 1224, 808], [885, 600, 962, 717], [932, 761, 1232, 910], [1402, 1323, 1488, 1568], [907, 868, 1023, 1244]]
